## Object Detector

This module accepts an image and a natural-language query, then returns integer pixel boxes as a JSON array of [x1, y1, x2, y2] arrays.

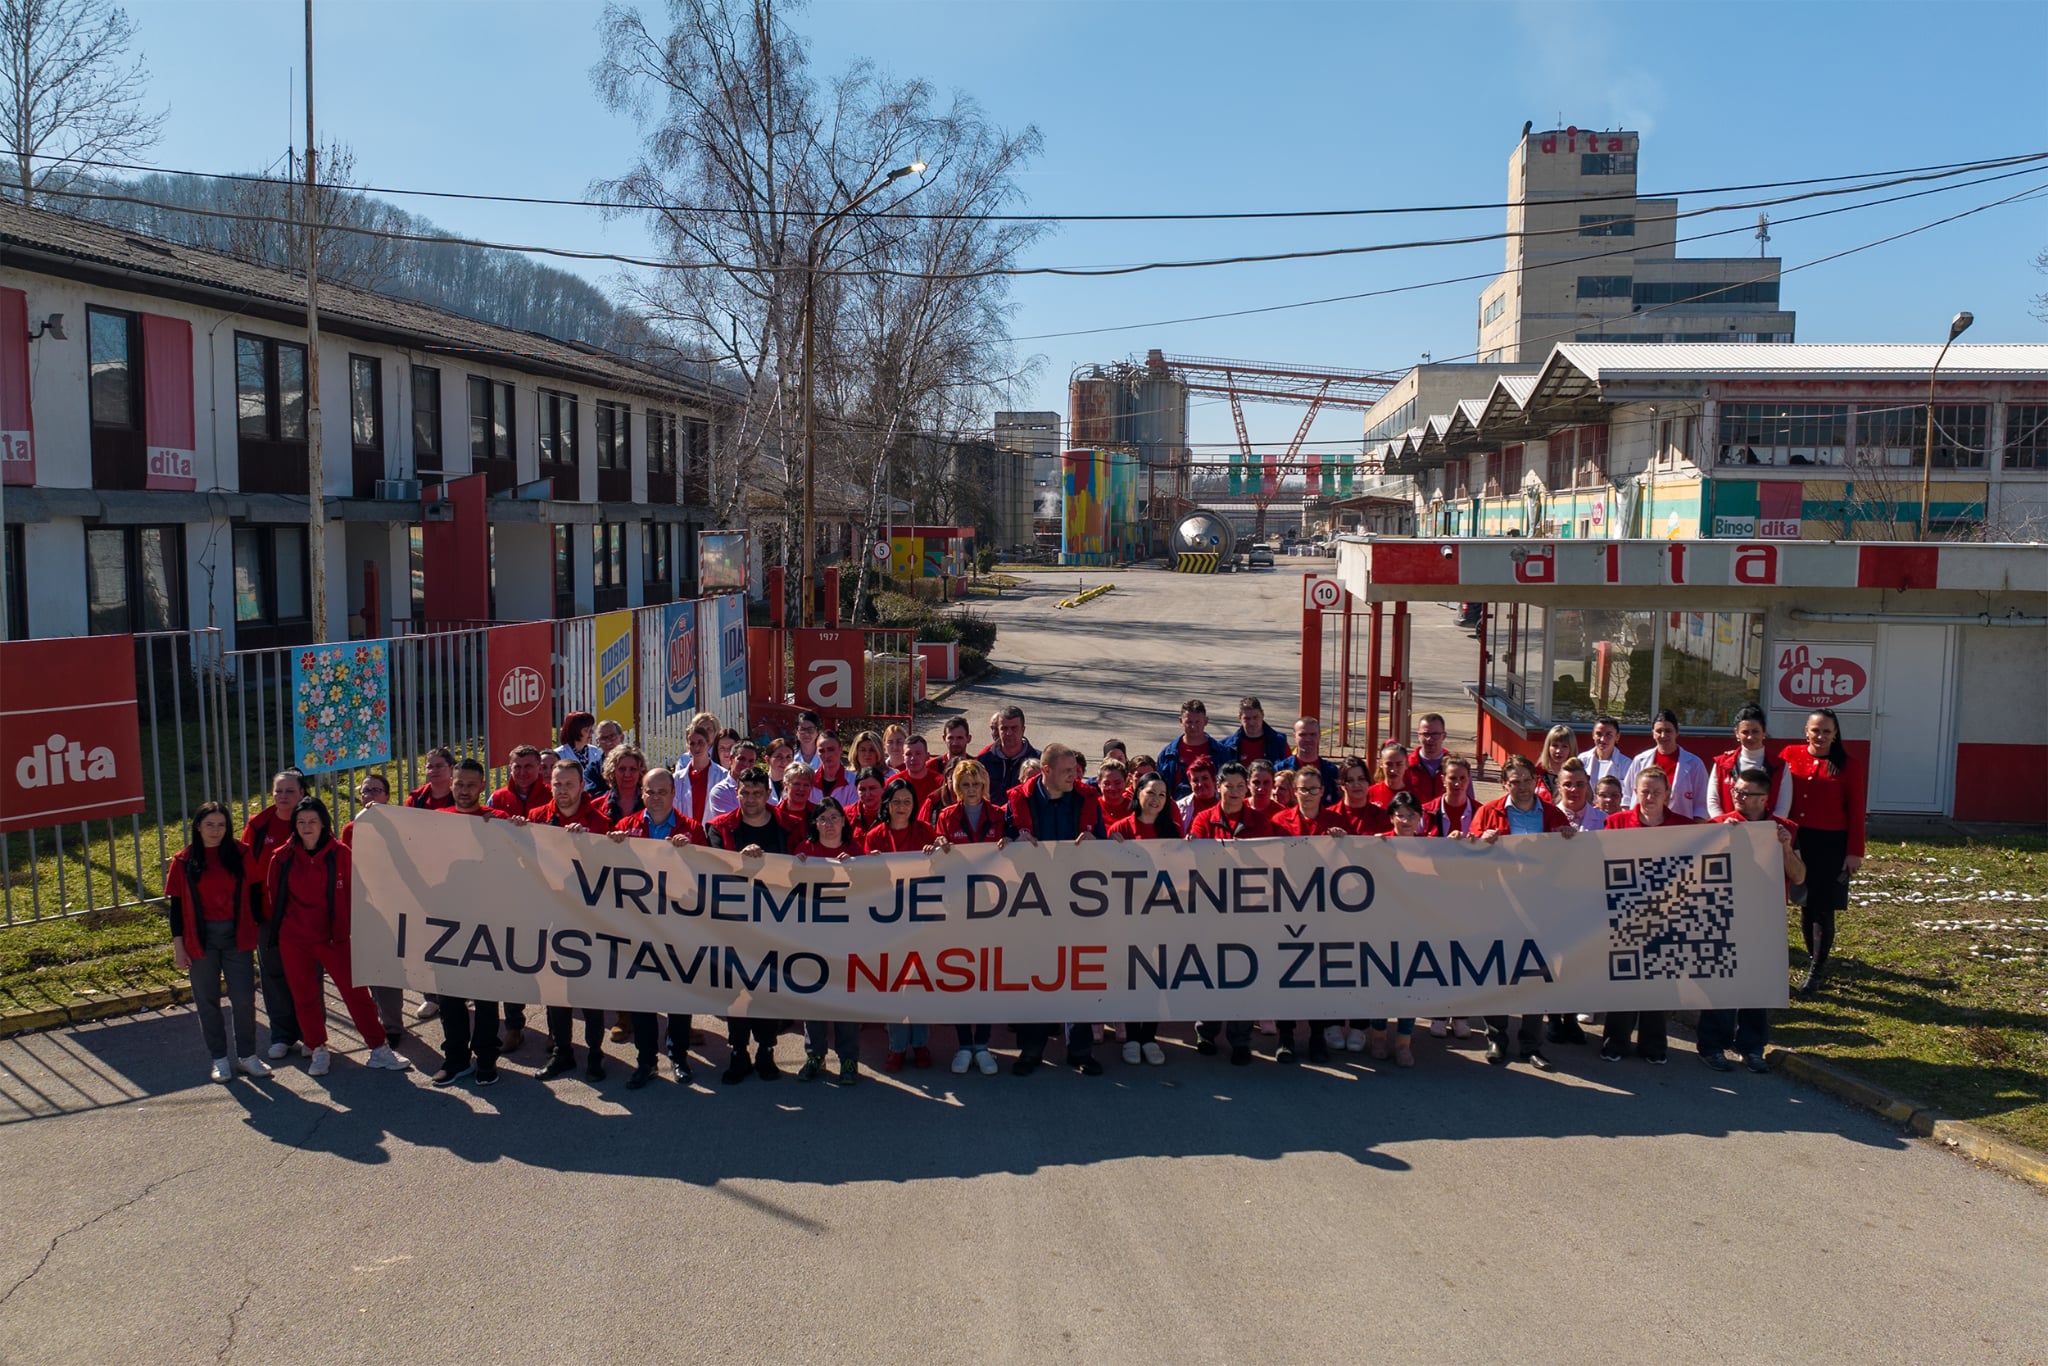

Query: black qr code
[[1604, 853, 1737, 981]]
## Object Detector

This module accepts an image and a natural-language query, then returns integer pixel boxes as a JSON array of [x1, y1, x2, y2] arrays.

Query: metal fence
[[1315, 597, 1412, 763], [2, 593, 749, 930]]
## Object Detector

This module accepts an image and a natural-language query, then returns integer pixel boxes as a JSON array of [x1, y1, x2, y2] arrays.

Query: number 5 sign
[[794, 629, 866, 715], [1303, 576, 1343, 612]]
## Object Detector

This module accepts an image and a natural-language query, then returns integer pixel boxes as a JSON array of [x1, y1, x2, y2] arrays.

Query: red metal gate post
[[1474, 603, 1489, 774], [1364, 600, 1383, 760], [1299, 578, 1323, 722], [1336, 590, 1354, 755], [1392, 601, 1410, 747]]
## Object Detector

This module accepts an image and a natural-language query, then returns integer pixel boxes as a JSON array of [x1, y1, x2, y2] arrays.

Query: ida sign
[[1769, 642, 1873, 713], [0, 636, 145, 833]]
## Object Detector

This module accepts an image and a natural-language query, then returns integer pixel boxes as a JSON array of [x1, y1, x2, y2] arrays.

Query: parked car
[[1248, 546, 1275, 567]]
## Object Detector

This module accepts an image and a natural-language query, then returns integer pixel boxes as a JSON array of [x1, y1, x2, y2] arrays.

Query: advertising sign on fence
[[698, 530, 750, 593], [660, 601, 698, 719], [794, 629, 865, 715], [291, 640, 392, 775], [716, 594, 747, 700], [594, 610, 637, 735], [0, 635, 145, 832], [349, 807, 1789, 1022], [487, 622, 555, 758]]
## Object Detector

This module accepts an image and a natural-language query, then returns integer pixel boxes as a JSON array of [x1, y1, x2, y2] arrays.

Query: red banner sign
[[793, 628, 865, 718], [486, 622, 555, 761], [0, 636, 144, 832], [141, 312, 196, 491], [0, 288, 33, 487]]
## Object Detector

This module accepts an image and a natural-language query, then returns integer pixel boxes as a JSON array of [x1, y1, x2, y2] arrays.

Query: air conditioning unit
[[375, 478, 422, 501]]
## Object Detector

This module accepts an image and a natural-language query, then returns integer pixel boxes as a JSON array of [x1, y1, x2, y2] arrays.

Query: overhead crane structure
[[1142, 351, 1402, 540]]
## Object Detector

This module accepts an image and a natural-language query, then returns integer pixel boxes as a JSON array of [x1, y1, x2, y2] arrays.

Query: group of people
[[165, 694, 1863, 1092]]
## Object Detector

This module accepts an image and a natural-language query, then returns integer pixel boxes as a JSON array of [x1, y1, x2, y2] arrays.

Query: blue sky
[[126, 0, 2047, 454]]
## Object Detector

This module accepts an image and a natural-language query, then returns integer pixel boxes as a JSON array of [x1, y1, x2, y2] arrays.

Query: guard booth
[[1326, 536, 2048, 823]]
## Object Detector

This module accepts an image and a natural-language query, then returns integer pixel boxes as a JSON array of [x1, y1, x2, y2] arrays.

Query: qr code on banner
[[1604, 853, 1737, 981]]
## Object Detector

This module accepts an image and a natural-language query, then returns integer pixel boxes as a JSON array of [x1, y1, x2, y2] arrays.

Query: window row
[[1499, 607, 1764, 732], [1631, 280, 1781, 309], [1578, 214, 1635, 237], [1717, 401, 2013, 468]]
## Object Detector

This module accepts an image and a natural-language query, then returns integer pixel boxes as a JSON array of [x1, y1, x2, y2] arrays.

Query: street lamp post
[[1917, 310, 1973, 542], [799, 159, 924, 627]]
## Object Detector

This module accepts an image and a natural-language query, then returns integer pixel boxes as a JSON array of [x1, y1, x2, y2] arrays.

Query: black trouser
[[1697, 1008, 1769, 1056], [956, 1023, 994, 1050], [1487, 1015, 1543, 1051], [546, 1005, 605, 1058], [629, 1013, 670, 1069], [1796, 827, 1850, 980], [666, 1014, 692, 1056], [1124, 1022, 1158, 1044], [1603, 1011, 1667, 1057], [1014, 1022, 1093, 1060], [257, 915, 299, 1047], [438, 996, 500, 1071], [1196, 1020, 1253, 1048], [502, 1003, 528, 1032], [726, 1016, 778, 1055]]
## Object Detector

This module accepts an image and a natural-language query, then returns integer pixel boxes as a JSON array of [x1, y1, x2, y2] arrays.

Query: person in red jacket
[[338, 771, 412, 1045], [866, 778, 937, 855], [1404, 713, 1451, 803], [514, 759, 615, 837], [1094, 757, 1134, 826], [505, 760, 612, 1080], [1366, 742, 1408, 808], [604, 766, 708, 1088], [890, 733, 945, 814], [1774, 707, 1866, 994], [790, 797, 867, 1084], [1267, 766, 1352, 1063], [1469, 755, 1578, 1070], [1421, 757, 1479, 838], [851, 766, 889, 836], [1105, 772, 1179, 1066], [595, 745, 649, 826], [245, 767, 308, 1060], [1703, 767, 1806, 1072], [928, 758, 1011, 1077], [167, 801, 268, 1081], [1384, 790, 1428, 837], [1704, 702, 1780, 819], [1599, 765, 1694, 1064], [265, 797, 410, 1078], [407, 746, 458, 810], [706, 767, 789, 1085], [1188, 763, 1274, 1065], [1006, 744, 1106, 1077], [1331, 756, 1393, 835], [488, 745, 553, 820]]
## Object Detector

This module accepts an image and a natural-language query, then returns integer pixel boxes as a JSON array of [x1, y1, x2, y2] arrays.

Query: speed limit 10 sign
[[1304, 576, 1343, 611]]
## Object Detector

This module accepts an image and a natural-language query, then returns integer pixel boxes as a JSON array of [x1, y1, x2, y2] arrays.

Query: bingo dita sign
[[1769, 642, 1872, 712], [0, 635, 145, 833]]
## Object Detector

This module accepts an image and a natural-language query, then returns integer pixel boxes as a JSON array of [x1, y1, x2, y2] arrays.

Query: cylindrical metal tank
[[1068, 374, 1116, 447], [1173, 509, 1237, 560]]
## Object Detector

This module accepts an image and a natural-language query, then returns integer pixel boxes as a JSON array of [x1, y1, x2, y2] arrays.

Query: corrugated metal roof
[[0, 201, 738, 407], [1554, 342, 2048, 382], [1455, 398, 1490, 425], [1498, 374, 1539, 406]]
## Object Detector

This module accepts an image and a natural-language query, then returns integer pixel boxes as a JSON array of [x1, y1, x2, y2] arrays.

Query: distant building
[[996, 409, 1063, 532], [1477, 127, 1795, 363]]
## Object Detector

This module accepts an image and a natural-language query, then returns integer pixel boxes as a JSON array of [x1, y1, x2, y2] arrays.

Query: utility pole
[[303, 0, 327, 641]]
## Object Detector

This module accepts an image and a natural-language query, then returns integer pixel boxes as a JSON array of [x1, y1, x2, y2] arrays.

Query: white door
[[1869, 624, 1954, 813]]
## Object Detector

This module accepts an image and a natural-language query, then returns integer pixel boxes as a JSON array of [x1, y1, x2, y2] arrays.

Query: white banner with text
[[348, 806, 1790, 1022]]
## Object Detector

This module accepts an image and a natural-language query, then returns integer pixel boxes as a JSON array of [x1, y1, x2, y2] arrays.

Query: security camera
[[1439, 543, 1455, 559]]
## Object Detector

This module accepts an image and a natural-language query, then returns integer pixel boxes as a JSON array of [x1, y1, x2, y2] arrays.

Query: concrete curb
[[0, 981, 192, 1039]]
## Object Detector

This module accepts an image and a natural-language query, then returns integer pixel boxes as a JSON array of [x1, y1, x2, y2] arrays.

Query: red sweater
[[1271, 806, 1354, 837], [165, 843, 259, 956], [1778, 746, 1867, 857], [1603, 807, 1696, 830], [1333, 801, 1393, 835], [865, 821, 937, 854], [264, 838, 352, 944], [532, 800, 613, 835], [1108, 812, 1182, 840], [1187, 804, 1273, 840], [1469, 795, 1572, 836], [611, 809, 708, 845], [488, 781, 552, 820], [795, 833, 866, 859], [933, 801, 1012, 845], [407, 783, 456, 810]]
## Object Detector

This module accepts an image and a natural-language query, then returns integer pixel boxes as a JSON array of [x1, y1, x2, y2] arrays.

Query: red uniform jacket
[[1270, 806, 1353, 837], [488, 781, 552, 820], [865, 821, 937, 854], [1007, 777, 1106, 841], [264, 838, 352, 945], [532, 800, 613, 835], [1108, 811, 1182, 840], [1420, 796, 1476, 837], [1778, 745, 1867, 858], [1710, 748, 1784, 816], [1333, 801, 1393, 835], [795, 834, 866, 859], [890, 767, 946, 814], [934, 801, 1014, 845], [407, 783, 456, 810], [1186, 804, 1273, 840], [1404, 755, 1449, 805], [1469, 795, 1573, 836], [164, 843, 259, 956], [1603, 807, 1696, 830], [611, 809, 708, 845]]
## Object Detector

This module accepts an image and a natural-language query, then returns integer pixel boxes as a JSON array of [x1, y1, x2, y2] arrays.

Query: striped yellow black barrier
[[1175, 552, 1220, 574], [1056, 583, 1117, 609]]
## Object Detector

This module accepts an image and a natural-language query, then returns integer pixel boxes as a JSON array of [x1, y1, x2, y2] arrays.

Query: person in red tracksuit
[[1404, 712, 1451, 804], [929, 758, 1013, 1077], [1094, 757, 1134, 827], [1188, 763, 1274, 1065], [851, 767, 889, 837], [266, 797, 411, 1078], [1774, 707, 1866, 995], [488, 745, 554, 820], [1331, 756, 1393, 835], [1266, 766, 1354, 1063], [868, 778, 940, 1071], [505, 760, 613, 1081], [1468, 755, 1578, 1070], [245, 768, 308, 1059], [707, 767, 789, 1084], [407, 746, 458, 810], [166, 801, 267, 1081], [606, 766, 708, 1087], [430, 759, 515, 1084], [1599, 764, 1694, 1063], [1107, 772, 1181, 1067], [1421, 757, 1479, 838], [1704, 766, 1805, 1072], [890, 734, 945, 815]]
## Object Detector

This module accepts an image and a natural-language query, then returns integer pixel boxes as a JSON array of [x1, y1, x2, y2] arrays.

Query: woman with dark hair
[[794, 796, 866, 860], [1106, 772, 1178, 1065], [793, 797, 865, 1085], [1384, 790, 1428, 836], [851, 766, 889, 835], [266, 797, 410, 1078], [1599, 766, 1694, 1064], [865, 778, 937, 854], [167, 801, 269, 1081], [557, 711, 604, 795], [1776, 707, 1865, 994], [1706, 702, 1780, 818]]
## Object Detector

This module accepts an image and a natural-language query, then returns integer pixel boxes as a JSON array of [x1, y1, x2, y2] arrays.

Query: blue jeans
[[1366, 1018, 1415, 1035], [886, 1023, 930, 1051]]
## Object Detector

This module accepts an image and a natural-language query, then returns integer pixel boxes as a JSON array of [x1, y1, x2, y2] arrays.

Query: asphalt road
[[2, 564, 2042, 1365]]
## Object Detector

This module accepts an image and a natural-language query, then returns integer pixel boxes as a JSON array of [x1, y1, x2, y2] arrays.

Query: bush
[[975, 546, 998, 575], [959, 645, 990, 678], [916, 618, 960, 644], [950, 610, 998, 653]]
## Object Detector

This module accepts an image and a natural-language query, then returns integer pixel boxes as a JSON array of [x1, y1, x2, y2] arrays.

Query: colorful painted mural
[[1061, 448, 1139, 566]]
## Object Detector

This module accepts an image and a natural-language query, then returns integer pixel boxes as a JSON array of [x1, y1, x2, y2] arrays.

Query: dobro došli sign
[[1768, 643, 1872, 713]]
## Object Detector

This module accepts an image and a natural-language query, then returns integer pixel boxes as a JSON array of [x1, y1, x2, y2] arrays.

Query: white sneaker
[[307, 1047, 332, 1077], [415, 998, 441, 1022], [1323, 1025, 1347, 1051], [1142, 1041, 1166, 1066], [365, 1045, 411, 1071], [950, 1048, 973, 1074], [210, 1057, 234, 1082], [1452, 1018, 1473, 1040], [236, 1055, 273, 1078], [1122, 1040, 1142, 1065], [975, 1048, 998, 1076], [1429, 1018, 1448, 1038], [266, 1041, 293, 1061], [1345, 1027, 1368, 1052]]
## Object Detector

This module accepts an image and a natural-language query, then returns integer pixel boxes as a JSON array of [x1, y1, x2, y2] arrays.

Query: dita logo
[[499, 666, 545, 716], [14, 733, 119, 788]]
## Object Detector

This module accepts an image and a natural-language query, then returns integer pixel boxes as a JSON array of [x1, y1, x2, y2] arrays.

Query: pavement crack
[[215, 1280, 256, 1363], [0, 1164, 203, 1310], [271, 1104, 338, 1170]]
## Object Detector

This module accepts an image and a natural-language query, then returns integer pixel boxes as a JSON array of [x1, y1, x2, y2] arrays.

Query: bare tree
[[591, 0, 1042, 622], [221, 142, 408, 292], [0, 0, 163, 206], [2033, 246, 2047, 325]]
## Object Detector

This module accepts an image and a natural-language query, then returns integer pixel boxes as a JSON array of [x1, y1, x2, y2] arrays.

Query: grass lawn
[[1773, 832, 2048, 1152]]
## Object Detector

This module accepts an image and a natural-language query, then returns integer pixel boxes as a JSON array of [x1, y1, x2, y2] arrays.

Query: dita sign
[[0, 636, 145, 832], [1769, 642, 1872, 713]]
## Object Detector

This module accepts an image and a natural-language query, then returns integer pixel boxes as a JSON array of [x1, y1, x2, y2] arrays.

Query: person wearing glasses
[[1706, 767, 1806, 1073]]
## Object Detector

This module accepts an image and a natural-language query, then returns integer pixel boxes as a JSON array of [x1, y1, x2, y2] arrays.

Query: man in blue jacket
[[1217, 696, 1291, 767], [1155, 699, 1217, 798]]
